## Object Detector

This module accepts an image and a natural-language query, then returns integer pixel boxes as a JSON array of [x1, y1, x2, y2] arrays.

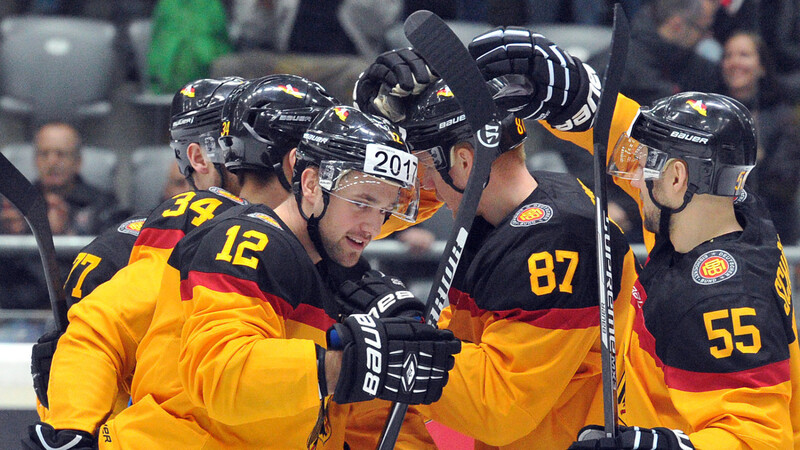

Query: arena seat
[[0, 15, 116, 126], [130, 146, 176, 210]]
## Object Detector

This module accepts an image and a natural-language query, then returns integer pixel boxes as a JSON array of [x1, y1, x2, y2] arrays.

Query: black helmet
[[219, 74, 339, 191], [170, 77, 246, 177], [295, 105, 419, 223], [400, 77, 528, 191], [609, 92, 757, 198]]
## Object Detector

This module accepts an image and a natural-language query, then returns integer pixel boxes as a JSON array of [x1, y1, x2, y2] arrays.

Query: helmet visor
[[413, 146, 448, 172], [319, 161, 419, 223], [607, 133, 670, 181]]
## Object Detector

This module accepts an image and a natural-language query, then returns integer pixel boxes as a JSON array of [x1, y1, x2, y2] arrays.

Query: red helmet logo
[[436, 86, 454, 97], [279, 84, 303, 98], [686, 99, 707, 116], [334, 107, 350, 121], [180, 86, 195, 98]]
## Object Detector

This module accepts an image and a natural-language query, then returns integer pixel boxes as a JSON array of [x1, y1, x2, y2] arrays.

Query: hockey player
[[467, 27, 800, 449], [29, 76, 245, 417], [352, 52, 640, 447], [89, 105, 460, 448], [22, 74, 338, 449]]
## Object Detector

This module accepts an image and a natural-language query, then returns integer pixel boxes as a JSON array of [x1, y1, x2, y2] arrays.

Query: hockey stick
[[0, 152, 68, 332], [592, 3, 630, 438], [376, 10, 503, 449]]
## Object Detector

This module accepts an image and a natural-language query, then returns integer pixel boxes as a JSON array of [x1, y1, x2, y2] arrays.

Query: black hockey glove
[[327, 314, 460, 405], [21, 422, 96, 450], [337, 270, 425, 320], [568, 425, 695, 449], [468, 27, 601, 131], [353, 47, 438, 122], [31, 328, 61, 408]]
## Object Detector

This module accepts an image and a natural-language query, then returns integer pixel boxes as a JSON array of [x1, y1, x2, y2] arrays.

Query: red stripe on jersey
[[495, 306, 598, 329], [449, 288, 483, 316], [135, 228, 185, 249], [631, 280, 664, 367], [664, 359, 791, 392], [450, 288, 599, 329], [180, 271, 294, 319], [290, 304, 337, 332]]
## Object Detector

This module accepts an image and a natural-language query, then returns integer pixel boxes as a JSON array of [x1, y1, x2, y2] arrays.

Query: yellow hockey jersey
[[99, 204, 433, 449], [418, 172, 639, 449]]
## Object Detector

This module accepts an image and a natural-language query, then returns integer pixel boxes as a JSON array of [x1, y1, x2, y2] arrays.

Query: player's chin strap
[[646, 180, 698, 236], [274, 160, 293, 192], [294, 182, 333, 262], [437, 166, 464, 194], [185, 173, 198, 191], [213, 163, 228, 191]]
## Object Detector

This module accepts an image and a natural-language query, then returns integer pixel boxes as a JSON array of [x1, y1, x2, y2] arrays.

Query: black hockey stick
[[0, 152, 68, 332], [376, 10, 503, 449], [592, 3, 630, 438]]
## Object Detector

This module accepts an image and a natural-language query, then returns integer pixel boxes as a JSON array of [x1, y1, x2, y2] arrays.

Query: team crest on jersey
[[278, 84, 303, 98], [734, 189, 748, 204], [117, 218, 145, 236], [692, 250, 738, 285], [247, 212, 282, 229], [510, 203, 553, 227], [208, 186, 247, 204], [686, 99, 707, 116]]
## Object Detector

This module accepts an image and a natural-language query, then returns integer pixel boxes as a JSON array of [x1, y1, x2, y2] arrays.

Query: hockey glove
[[468, 27, 601, 131], [327, 314, 460, 405], [337, 270, 425, 320], [568, 425, 695, 449], [353, 48, 438, 122], [21, 422, 96, 450], [31, 328, 61, 408]]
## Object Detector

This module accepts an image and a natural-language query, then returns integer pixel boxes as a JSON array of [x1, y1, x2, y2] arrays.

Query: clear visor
[[607, 133, 671, 181], [319, 161, 419, 223], [413, 146, 449, 172]]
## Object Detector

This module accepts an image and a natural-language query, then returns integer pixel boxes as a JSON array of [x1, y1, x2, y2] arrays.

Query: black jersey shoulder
[[641, 194, 794, 373], [460, 172, 631, 313], [142, 188, 247, 234], [171, 204, 327, 312], [64, 214, 148, 307]]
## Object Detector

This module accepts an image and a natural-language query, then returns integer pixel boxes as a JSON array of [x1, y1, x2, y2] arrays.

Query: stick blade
[[593, 4, 630, 151], [0, 152, 68, 331], [404, 10, 498, 131]]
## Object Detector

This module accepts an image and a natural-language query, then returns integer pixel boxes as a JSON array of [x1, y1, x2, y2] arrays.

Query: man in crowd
[[33, 122, 121, 235]]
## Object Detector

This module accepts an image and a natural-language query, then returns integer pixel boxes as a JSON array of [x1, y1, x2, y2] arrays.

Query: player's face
[[632, 171, 664, 234], [35, 124, 81, 189], [416, 149, 464, 218], [318, 173, 399, 267]]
